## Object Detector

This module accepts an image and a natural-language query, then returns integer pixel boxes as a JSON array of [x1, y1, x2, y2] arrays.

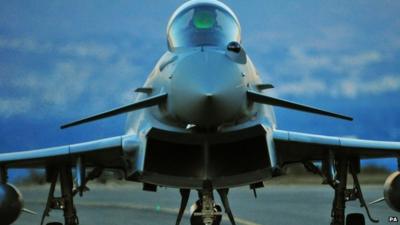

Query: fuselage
[[126, 0, 276, 134], [122, 0, 278, 189], [126, 47, 276, 133]]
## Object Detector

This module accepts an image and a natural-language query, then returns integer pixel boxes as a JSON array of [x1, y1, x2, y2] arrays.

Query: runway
[[16, 184, 394, 225]]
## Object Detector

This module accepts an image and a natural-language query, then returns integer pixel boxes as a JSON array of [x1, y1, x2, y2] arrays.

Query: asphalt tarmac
[[15, 184, 396, 225]]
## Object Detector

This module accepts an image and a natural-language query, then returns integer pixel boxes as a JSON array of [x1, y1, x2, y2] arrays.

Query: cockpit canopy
[[167, 0, 241, 50]]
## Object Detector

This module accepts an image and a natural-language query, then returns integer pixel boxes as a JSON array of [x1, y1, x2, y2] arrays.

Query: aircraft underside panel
[[138, 125, 274, 189]]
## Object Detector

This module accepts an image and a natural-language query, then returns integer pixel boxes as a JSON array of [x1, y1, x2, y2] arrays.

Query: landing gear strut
[[175, 189, 190, 225], [329, 156, 379, 225], [40, 166, 79, 225], [331, 157, 348, 225], [175, 186, 237, 225], [191, 189, 222, 225], [217, 189, 236, 225]]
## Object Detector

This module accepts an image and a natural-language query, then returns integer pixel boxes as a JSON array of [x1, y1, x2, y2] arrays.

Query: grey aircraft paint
[[1, 1, 400, 225]]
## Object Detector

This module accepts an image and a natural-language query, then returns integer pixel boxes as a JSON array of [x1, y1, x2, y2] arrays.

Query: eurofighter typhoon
[[1, 1, 400, 225]]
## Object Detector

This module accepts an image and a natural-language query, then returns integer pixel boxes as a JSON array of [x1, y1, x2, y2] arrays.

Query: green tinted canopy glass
[[167, 3, 241, 49], [193, 10, 216, 29]]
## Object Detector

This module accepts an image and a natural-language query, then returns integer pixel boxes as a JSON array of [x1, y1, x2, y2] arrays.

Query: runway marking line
[[26, 200, 262, 225]]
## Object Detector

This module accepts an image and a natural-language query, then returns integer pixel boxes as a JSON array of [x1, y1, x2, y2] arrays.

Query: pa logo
[[389, 216, 399, 223]]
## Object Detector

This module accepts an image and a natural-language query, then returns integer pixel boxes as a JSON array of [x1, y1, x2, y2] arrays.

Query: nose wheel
[[190, 200, 222, 225], [191, 189, 222, 225], [175, 185, 236, 225]]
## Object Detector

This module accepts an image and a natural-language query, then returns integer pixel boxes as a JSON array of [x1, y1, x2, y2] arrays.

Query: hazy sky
[[1, 0, 400, 170]]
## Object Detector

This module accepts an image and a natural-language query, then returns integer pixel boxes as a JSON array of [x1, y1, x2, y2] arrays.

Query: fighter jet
[[1, 1, 399, 225]]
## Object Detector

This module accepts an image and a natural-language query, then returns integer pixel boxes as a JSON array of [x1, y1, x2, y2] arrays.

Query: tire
[[190, 202, 222, 225], [346, 213, 365, 225], [46, 222, 63, 225]]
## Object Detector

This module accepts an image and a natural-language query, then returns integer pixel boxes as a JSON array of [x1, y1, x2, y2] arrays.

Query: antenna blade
[[255, 83, 274, 90]]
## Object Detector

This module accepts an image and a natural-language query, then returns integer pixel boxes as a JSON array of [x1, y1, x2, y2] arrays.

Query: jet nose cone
[[172, 85, 241, 127], [169, 51, 247, 128]]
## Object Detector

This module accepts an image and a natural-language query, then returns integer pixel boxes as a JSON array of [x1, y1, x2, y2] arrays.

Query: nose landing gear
[[175, 186, 236, 225], [190, 189, 222, 225], [190, 199, 222, 225]]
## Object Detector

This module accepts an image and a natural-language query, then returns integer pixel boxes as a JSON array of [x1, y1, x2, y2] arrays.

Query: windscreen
[[167, 4, 241, 49]]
